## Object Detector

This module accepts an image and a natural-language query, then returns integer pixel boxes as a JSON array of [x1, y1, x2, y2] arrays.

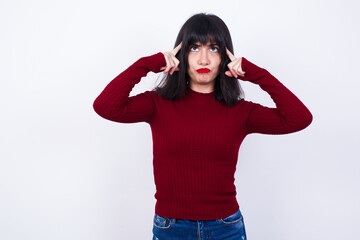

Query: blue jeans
[[152, 209, 247, 240]]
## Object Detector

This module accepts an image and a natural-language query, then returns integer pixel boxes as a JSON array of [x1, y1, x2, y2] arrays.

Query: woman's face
[[187, 41, 221, 90]]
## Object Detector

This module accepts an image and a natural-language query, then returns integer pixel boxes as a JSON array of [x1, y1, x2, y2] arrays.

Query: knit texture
[[93, 52, 312, 220]]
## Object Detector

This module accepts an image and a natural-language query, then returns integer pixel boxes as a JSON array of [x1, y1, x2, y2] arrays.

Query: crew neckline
[[187, 86, 214, 96]]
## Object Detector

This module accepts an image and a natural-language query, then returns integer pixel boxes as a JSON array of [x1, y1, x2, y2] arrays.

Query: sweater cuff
[[140, 52, 166, 73]]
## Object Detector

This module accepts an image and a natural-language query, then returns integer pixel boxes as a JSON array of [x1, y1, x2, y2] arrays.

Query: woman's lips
[[196, 68, 211, 73]]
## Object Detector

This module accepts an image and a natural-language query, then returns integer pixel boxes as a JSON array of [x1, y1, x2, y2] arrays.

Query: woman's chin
[[197, 79, 214, 84]]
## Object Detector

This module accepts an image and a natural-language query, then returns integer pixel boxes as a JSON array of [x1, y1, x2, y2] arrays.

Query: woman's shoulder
[[145, 90, 162, 100], [143, 90, 169, 104], [234, 98, 259, 112], [146, 89, 183, 102]]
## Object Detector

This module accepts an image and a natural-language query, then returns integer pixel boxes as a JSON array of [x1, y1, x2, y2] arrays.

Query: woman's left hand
[[225, 48, 246, 78]]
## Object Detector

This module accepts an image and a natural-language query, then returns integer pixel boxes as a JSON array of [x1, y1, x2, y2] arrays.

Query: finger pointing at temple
[[226, 48, 236, 62]]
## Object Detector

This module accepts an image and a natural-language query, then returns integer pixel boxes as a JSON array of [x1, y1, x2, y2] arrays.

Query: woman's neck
[[189, 82, 214, 93]]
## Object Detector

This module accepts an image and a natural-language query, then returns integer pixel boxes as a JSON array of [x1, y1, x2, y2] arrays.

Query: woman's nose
[[198, 49, 210, 65]]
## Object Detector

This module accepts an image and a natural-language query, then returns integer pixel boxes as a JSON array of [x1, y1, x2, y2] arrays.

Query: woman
[[93, 13, 312, 240]]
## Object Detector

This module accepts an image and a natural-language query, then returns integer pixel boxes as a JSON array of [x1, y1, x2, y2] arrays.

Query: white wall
[[1, 0, 359, 239]]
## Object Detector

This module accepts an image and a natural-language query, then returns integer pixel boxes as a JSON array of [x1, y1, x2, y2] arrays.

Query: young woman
[[93, 13, 312, 240]]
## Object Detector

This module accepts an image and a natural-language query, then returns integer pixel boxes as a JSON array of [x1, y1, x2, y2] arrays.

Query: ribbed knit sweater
[[93, 52, 312, 220]]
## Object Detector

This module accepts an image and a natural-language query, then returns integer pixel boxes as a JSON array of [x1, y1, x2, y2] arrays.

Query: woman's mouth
[[196, 68, 211, 73]]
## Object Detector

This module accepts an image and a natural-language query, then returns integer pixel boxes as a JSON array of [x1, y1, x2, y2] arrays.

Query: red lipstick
[[196, 68, 210, 73]]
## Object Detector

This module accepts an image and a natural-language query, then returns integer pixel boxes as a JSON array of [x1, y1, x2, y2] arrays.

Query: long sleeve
[[93, 52, 166, 123], [240, 57, 313, 134]]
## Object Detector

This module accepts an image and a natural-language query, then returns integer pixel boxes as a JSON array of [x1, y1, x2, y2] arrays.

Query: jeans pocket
[[153, 214, 175, 230], [218, 209, 243, 225]]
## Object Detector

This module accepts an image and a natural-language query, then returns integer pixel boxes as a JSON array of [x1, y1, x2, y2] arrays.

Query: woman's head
[[174, 12, 234, 65], [154, 13, 243, 106]]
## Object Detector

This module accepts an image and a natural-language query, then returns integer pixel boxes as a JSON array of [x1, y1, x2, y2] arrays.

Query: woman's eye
[[190, 46, 198, 52], [210, 47, 219, 52]]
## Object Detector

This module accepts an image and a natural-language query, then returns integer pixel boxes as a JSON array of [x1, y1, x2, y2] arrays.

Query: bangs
[[184, 18, 225, 49], [188, 31, 220, 46]]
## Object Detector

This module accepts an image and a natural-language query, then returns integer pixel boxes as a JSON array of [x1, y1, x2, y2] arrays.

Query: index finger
[[171, 41, 182, 55], [226, 48, 236, 61]]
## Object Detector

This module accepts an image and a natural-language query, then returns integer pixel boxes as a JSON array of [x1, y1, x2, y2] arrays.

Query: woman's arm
[[238, 57, 313, 134], [93, 52, 166, 124]]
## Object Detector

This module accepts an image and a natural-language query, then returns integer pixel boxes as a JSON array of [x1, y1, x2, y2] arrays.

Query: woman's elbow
[[93, 98, 110, 119], [304, 110, 313, 128], [281, 109, 313, 134], [294, 110, 313, 132]]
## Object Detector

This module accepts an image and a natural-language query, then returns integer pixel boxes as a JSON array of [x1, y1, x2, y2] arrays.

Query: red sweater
[[93, 52, 312, 220]]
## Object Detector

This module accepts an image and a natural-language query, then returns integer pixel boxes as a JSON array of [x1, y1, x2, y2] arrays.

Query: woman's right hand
[[160, 42, 182, 75]]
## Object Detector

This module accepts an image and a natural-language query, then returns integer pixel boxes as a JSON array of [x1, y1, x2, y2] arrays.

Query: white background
[[1, 0, 359, 239]]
